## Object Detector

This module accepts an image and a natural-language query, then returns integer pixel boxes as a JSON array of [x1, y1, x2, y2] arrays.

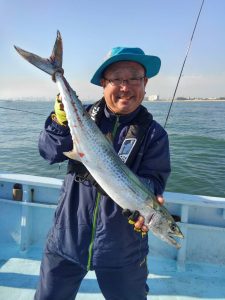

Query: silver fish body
[[14, 31, 184, 248]]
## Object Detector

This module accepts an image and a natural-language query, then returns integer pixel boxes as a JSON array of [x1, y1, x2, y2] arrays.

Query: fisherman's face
[[101, 61, 148, 114]]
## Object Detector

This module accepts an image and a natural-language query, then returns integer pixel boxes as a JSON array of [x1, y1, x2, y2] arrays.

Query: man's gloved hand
[[51, 93, 68, 126], [122, 209, 148, 237], [122, 195, 165, 237]]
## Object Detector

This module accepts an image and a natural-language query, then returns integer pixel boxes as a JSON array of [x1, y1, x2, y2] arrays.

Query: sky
[[1, 0, 225, 101]]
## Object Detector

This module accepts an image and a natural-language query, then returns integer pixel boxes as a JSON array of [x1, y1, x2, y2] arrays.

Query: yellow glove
[[122, 209, 148, 237], [51, 94, 68, 126]]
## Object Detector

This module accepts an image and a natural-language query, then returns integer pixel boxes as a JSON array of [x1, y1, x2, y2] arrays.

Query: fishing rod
[[164, 0, 205, 129], [0, 105, 45, 116]]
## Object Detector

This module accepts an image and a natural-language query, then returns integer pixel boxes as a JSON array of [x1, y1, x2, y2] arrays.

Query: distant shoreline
[[1, 98, 225, 103], [144, 99, 225, 103]]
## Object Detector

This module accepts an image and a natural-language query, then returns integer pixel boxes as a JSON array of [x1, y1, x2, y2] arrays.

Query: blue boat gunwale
[[1, 172, 225, 207], [0, 172, 225, 268]]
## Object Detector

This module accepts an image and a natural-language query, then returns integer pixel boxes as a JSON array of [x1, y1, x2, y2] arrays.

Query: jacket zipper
[[86, 116, 120, 271], [87, 192, 101, 270], [112, 115, 120, 139]]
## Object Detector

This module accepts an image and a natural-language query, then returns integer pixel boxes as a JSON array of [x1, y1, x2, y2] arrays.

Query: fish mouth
[[172, 227, 185, 239], [168, 231, 184, 249], [176, 231, 185, 239], [167, 235, 181, 249]]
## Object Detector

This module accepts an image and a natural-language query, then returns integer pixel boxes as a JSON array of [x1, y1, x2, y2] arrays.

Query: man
[[35, 47, 171, 300]]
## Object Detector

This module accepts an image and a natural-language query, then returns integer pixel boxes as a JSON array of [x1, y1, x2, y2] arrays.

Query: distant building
[[176, 97, 188, 100], [146, 95, 160, 101]]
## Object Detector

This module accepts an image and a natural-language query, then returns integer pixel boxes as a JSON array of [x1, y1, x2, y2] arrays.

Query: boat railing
[[0, 173, 225, 268]]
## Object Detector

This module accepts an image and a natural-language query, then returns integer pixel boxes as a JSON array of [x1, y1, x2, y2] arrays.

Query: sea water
[[0, 99, 224, 197]]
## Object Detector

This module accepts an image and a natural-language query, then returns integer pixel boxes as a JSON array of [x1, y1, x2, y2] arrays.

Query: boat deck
[[0, 245, 225, 300]]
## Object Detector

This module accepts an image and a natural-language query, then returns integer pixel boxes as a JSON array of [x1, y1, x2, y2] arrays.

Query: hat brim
[[90, 53, 161, 86]]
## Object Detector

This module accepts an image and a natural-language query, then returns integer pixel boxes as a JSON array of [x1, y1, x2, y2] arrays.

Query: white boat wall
[[0, 172, 225, 299]]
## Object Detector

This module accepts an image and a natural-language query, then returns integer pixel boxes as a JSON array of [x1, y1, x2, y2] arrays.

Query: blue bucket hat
[[90, 46, 161, 86]]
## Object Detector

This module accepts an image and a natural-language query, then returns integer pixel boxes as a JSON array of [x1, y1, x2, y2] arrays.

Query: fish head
[[147, 208, 184, 249]]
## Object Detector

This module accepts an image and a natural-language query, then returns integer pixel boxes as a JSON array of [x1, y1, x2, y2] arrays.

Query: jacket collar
[[104, 101, 142, 124]]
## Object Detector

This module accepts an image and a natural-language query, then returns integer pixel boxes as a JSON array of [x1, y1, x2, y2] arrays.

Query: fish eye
[[170, 223, 177, 232]]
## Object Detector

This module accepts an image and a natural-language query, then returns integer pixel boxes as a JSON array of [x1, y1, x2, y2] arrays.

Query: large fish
[[14, 31, 184, 248]]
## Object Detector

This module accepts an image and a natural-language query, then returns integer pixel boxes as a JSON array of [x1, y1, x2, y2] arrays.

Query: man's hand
[[123, 195, 165, 236], [155, 194, 164, 206], [51, 94, 68, 126]]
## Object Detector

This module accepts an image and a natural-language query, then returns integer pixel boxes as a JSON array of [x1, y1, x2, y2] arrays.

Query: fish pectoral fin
[[63, 150, 82, 161]]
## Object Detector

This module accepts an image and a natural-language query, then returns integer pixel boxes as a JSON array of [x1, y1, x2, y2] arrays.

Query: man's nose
[[120, 80, 130, 91]]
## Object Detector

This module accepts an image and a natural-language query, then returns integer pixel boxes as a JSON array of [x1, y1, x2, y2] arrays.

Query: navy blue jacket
[[38, 103, 171, 270]]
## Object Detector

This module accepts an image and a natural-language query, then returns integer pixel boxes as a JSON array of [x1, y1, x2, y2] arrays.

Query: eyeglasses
[[103, 76, 145, 87]]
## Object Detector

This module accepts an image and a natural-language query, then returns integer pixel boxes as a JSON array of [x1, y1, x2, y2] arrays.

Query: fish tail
[[14, 30, 63, 78]]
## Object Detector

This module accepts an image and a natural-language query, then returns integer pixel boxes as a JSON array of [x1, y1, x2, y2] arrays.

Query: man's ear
[[100, 78, 106, 88]]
